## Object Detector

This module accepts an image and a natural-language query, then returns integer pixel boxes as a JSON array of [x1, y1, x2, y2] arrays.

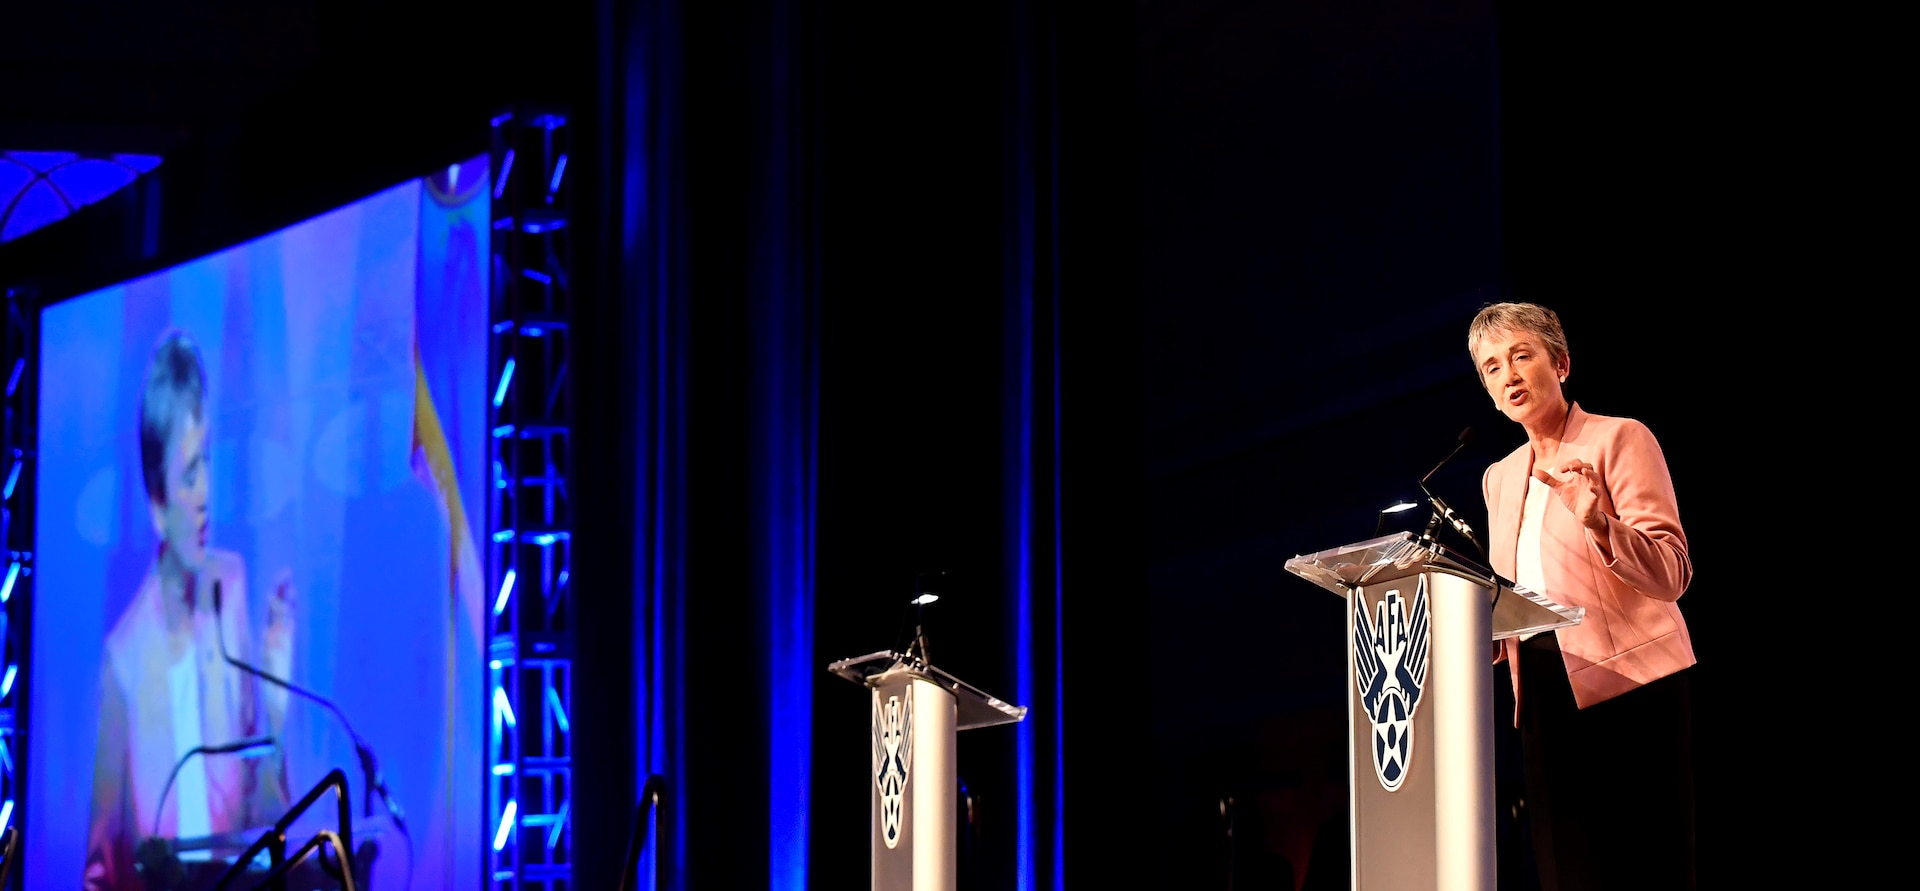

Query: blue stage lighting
[[488, 106, 577, 891], [495, 358, 517, 407], [495, 569, 517, 616], [495, 687, 518, 728], [1, 151, 161, 242], [493, 800, 518, 851], [495, 150, 516, 200]]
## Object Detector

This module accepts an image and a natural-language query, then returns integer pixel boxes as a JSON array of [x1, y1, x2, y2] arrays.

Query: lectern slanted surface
[[1284, 531, 1435, 594], [828, 650, 1027, 730], [1284, 531, 1583, 640]]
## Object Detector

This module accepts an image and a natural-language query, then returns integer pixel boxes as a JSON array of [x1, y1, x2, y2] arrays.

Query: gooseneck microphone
[[152, 735, 278, 839], [1418, 427, 1488, 557], [209, 581, 407, 834], [1420, 427, 1474, 490]]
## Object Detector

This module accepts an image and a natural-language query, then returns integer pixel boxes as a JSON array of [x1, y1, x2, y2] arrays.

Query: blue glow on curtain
[[1007, 5, 1049, 883], [754, 1, 816, 880], [1005, 2, 1065, 882], [612, 0, 690, 883], [1050, 219, 1065, 891], [1047, 26, 1066, 887], [757, 292, 816, 891], [1009, 113, 1040, 891]]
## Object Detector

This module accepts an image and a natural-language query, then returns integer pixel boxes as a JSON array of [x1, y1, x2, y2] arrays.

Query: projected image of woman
[[84, 330, 295, 891]]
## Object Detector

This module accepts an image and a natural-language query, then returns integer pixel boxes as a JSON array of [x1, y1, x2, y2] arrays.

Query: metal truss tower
[[486, 107, 577, 891], [0, 285, 32, 867]]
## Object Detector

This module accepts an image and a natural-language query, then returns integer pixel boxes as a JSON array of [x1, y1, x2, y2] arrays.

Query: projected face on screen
[[25, 159, 491, 891], [142, 332, 212, 573]]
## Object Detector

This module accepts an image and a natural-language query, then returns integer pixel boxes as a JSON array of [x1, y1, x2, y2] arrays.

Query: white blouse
[[1514, 474, 1553, 641]]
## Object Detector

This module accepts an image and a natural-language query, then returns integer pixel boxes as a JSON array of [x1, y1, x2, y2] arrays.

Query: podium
[[1284, 531, 1582, 891], [828, 650, 1026, 891]]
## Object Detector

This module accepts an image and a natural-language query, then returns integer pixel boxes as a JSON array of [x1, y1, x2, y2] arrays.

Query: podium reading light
[[906, 593, 938, 665], [1376, 499, 1421, 536], [900, 571, 947, 665]]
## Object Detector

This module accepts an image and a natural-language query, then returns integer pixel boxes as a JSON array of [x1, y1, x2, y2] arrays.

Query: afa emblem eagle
[[1353, 577, 1431, 792], [873, 686, 914, 848]]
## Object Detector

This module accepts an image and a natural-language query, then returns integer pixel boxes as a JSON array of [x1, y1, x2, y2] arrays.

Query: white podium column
[[830, 650, 1027, 891]]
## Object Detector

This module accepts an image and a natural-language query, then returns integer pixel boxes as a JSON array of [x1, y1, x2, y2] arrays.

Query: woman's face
[[1473, 326, 1568, 431], [149, 412, 211, 573]]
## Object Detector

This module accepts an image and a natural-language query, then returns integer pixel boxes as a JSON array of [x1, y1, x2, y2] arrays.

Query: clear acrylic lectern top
[[828, 651, 1028, 731], [1283, 531, 1584, 640]]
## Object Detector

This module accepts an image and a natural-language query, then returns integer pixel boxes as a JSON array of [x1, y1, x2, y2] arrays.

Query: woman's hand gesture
[[1535, 458, 1613, 533]]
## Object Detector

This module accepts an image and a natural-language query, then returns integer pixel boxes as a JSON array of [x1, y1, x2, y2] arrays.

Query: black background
[[2, 0, 1824, 887]]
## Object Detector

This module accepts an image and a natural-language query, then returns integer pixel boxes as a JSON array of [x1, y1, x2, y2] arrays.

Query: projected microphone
[[151, 735, 278, 839], [1417, 427, 1488, 557], [210, 581, 407, 834]]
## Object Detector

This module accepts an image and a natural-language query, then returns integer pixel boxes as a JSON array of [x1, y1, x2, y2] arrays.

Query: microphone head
[[1458, 426, 1474, 445], [211, 580, 223, 614]]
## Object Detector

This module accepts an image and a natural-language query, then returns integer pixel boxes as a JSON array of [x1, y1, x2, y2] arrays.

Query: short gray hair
[[1466, 302, 1569, 368]]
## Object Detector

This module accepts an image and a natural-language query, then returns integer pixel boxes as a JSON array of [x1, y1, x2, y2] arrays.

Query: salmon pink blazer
[[1484, 403, 1695, 710]]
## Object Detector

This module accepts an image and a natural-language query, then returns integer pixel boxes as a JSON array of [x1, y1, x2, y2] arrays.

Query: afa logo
[[1353, 577, 1431, 791], [872, 686, 915, 848]]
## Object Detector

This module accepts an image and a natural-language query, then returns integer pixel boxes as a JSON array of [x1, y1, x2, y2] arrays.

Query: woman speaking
[[1468, 302, 1697, 891]]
